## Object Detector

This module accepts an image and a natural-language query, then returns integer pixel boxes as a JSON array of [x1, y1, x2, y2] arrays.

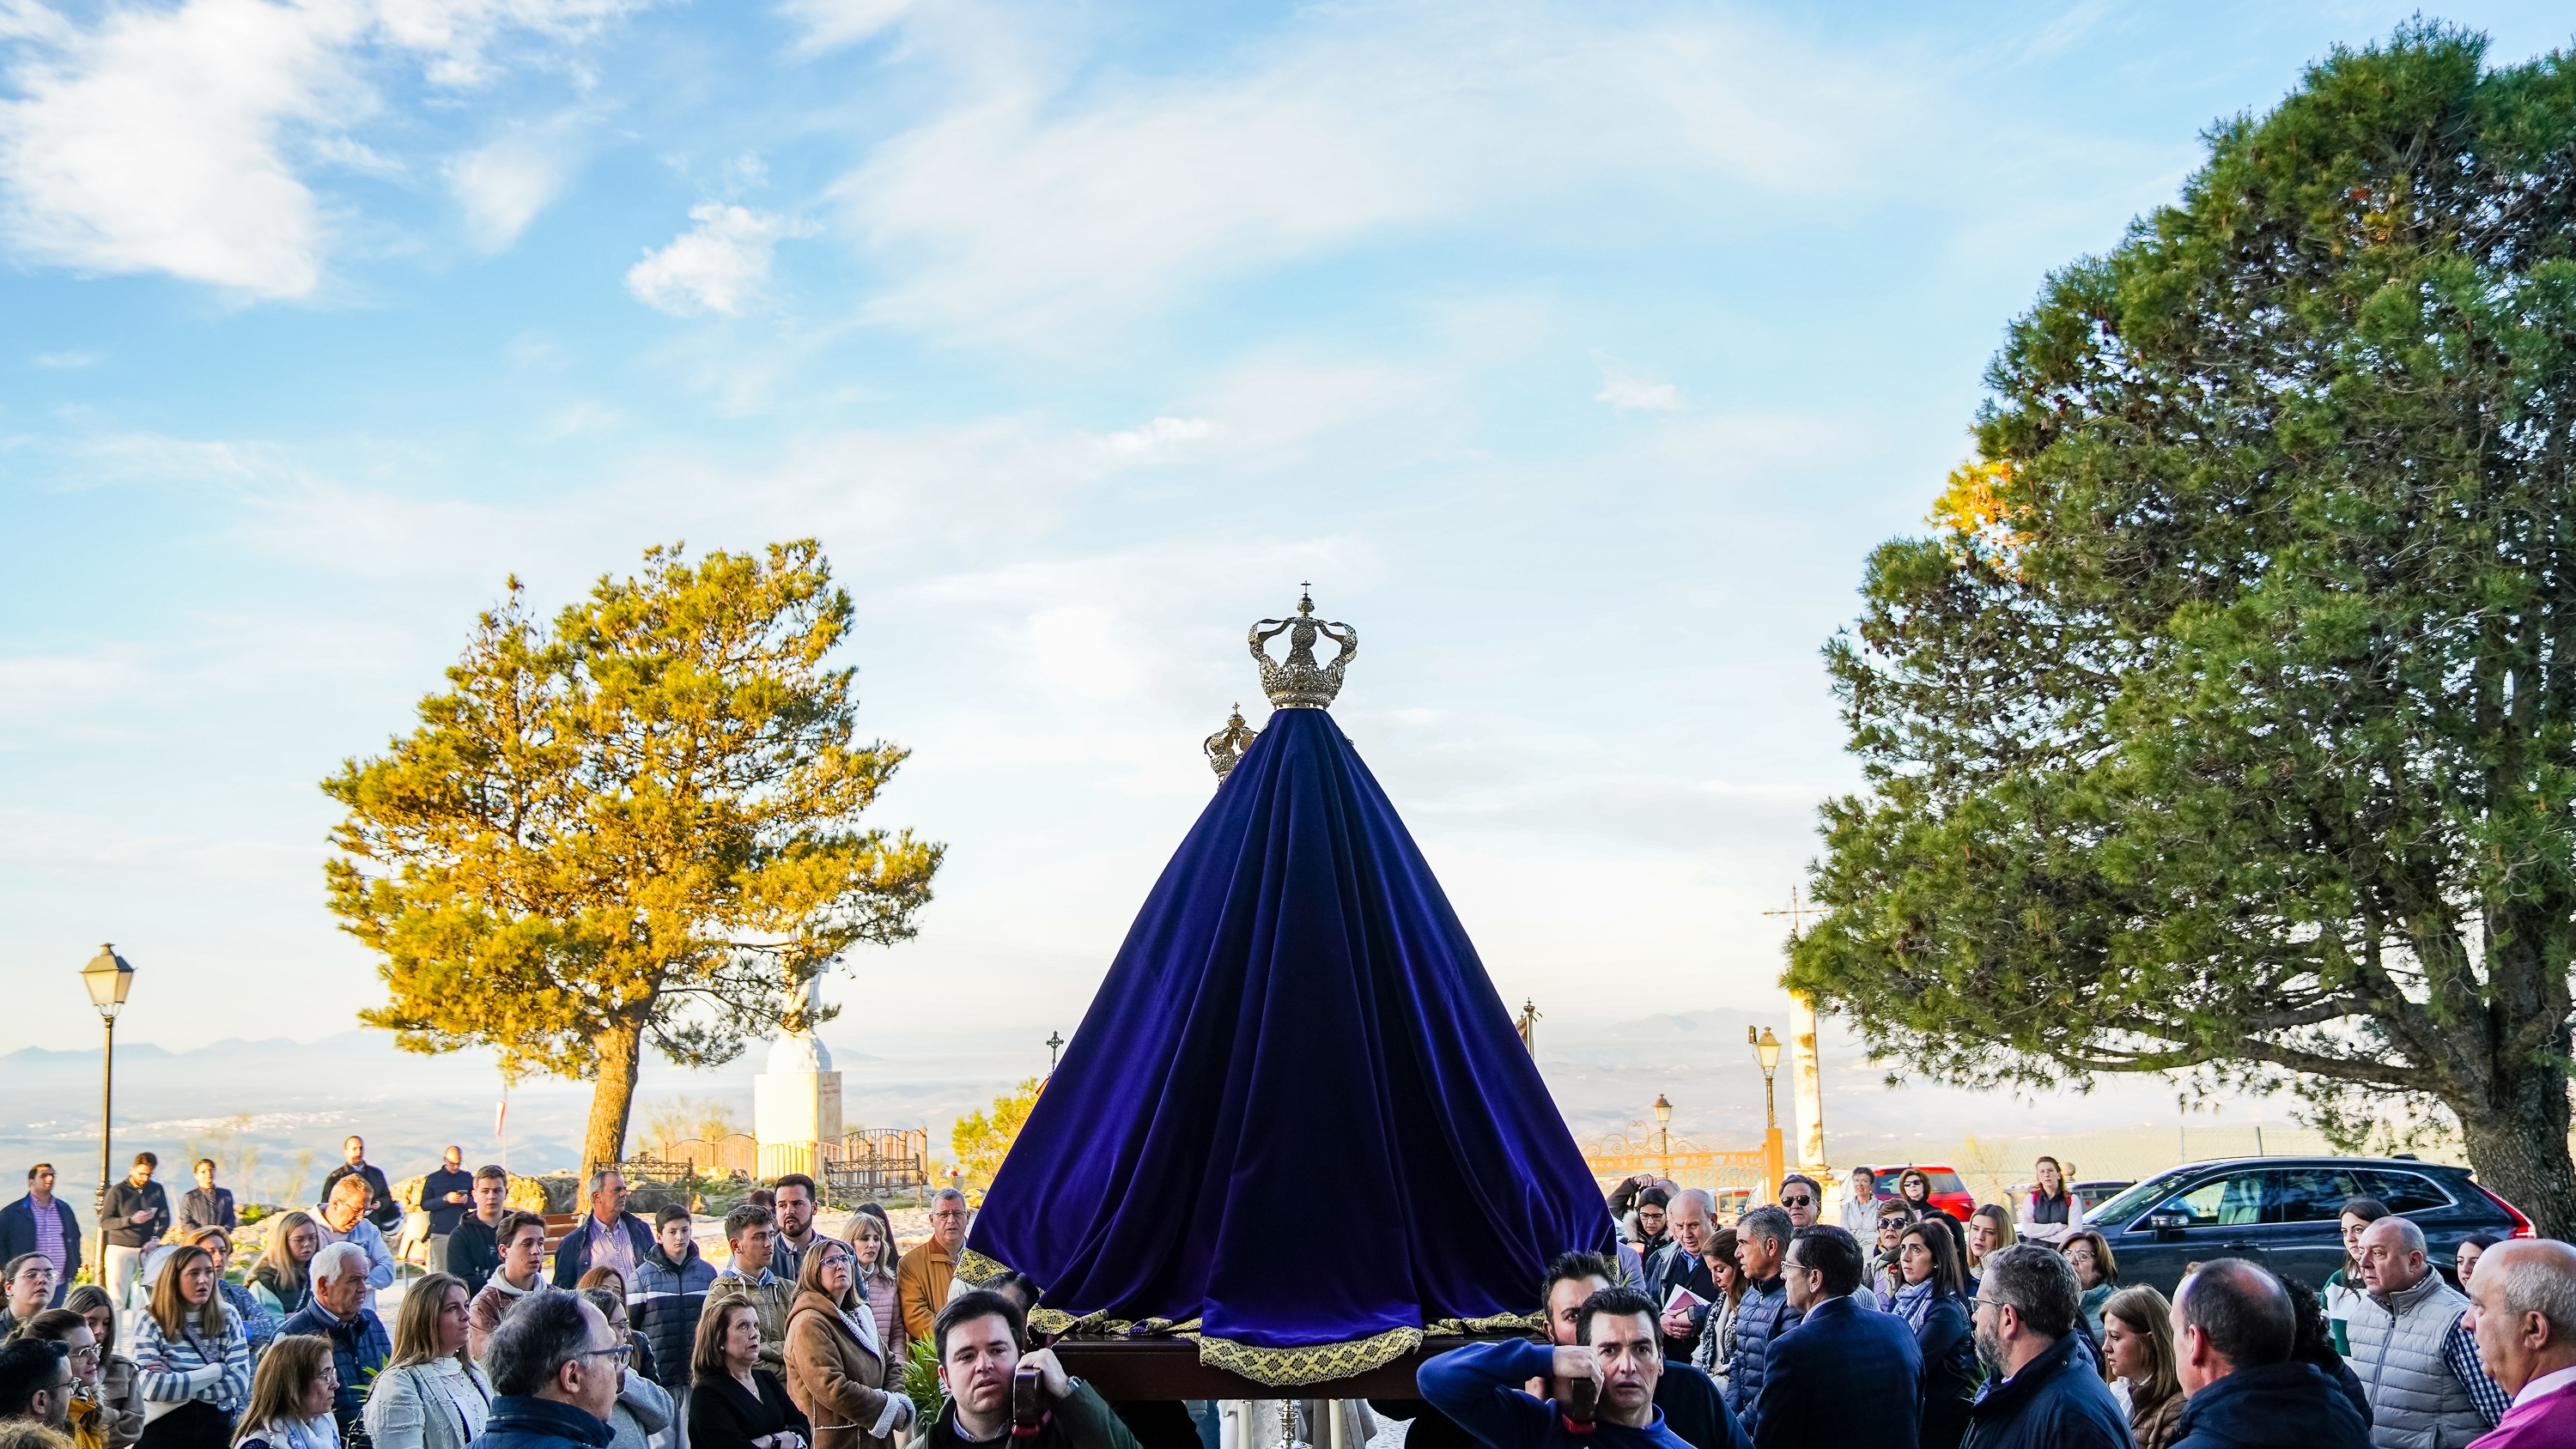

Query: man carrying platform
[[1424, 1284, 1719, 1449], [921, 1290, 1139, 1449]]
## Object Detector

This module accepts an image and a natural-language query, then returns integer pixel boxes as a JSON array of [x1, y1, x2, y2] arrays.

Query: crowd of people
[[3, 1147, 2573, 1449], [1571, 1165, 2576, 1449], [0, 1146, 1032, 1449]]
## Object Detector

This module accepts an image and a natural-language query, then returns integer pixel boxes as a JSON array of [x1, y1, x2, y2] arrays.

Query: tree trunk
[[582, 1017, 646, 1185], [2453, 1047, 2576, 1240]]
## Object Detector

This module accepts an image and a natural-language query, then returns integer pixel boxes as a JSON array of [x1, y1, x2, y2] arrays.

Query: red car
[[1856, 1164, 1976, 1221]]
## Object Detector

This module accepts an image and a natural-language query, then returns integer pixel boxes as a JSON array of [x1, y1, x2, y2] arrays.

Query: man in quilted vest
[[2350, 1217, 2510, 1448], [1722, 1207, 1802, 1436]]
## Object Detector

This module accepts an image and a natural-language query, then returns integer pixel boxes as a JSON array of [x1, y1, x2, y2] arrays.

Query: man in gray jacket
[[2348, 1216, 2509, 1448]]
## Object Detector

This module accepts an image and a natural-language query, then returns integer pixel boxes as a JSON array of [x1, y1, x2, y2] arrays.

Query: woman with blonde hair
[[1964, 1204, 2017, 1277], [131, 1246, 249, 1449], [247, 1218, 319, 1322], [361, 1274, 490, 1449], [2099, 1284, 2184, 1449], [841, 1217, 902, 1365], [228, 1336, 336, 1449], [781, 1241, 909, 1449], [65, 1288, 143, 1449]]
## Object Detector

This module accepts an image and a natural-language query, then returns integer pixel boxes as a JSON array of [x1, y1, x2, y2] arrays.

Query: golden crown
[[1249, 588, 1357, 710], [1204, 704, 1259, 780]]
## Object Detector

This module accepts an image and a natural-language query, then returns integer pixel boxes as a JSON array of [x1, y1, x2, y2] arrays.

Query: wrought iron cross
[[1763, 886, 1826, 938], [1046, 1029, 1065, 1070]]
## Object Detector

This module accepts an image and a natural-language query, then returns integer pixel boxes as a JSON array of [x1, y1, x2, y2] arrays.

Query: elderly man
[[1755, 1228, 1920, 1449], [1776, 1178, 1823, 1234], [552, 1171, 653, 1290], [1723, 1207, 1801, 1434], [2351, 1216, 2511, 1446], [1653, 1191, 1724, 1361], [317, 1136, 403, 1236], [315, 1173, 399, 1315], [1958, 1244, 2128, 1449], [898, 1189, 970, 1343], [2166, 1258, 2367, 1449], [2463, 1239, 2576, 1446], [476, 1291, 625, 1449], [1423, 1282, 1692, 1449], [283, 1241, 392, 1444], [0, 1166, 80, 1309]]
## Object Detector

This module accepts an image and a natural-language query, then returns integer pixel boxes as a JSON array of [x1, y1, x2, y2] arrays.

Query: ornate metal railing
[[819, 1128, 930, 1202]]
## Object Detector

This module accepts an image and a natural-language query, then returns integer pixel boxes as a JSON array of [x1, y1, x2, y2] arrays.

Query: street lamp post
[[82, 944, 136, 1284], [1652, 1094, 1673, 1182], [1747, 1026, 1783, 1203]]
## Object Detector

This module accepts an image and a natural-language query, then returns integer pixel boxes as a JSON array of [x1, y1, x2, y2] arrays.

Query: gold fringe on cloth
[[954, 1247, 1540, 1388]]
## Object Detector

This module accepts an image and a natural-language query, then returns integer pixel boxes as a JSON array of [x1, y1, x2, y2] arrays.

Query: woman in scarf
[[66, 1288, 145, 1449], [1893, 1221, 1974, 1449]]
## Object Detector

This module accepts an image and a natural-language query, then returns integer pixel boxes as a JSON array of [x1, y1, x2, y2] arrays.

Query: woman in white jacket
[[363, 1273, 492, 1449]]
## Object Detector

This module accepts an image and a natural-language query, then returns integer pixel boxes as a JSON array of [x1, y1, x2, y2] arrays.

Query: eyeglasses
[[930, 1210, 969, 1222], [582, 1345, 635, 1362]]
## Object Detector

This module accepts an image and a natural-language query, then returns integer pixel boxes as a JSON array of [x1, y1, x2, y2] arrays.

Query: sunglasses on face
[[1781, 1195, 1814, 1208]]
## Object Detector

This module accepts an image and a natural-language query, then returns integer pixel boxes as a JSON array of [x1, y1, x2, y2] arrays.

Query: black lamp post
[[1652, 1094, 1673, 1180], [82, 943, 135, 1280], [1747, 1026, 1783, 1202]]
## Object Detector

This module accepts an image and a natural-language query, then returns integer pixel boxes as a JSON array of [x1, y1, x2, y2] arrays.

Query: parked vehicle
[[2076, 1155, 2533, 1296], [2071, 1180, 2132, 1216], [1852, 1164, 1975, 1221]]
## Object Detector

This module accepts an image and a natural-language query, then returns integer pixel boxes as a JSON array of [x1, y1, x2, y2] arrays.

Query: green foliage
[[950, 1078, 1043, 1189], [1793, 23, 2576, 1231], [902, 1336, 945, 1425], [323, 541, 944, 1171], [641, 1095, 747, 1154]]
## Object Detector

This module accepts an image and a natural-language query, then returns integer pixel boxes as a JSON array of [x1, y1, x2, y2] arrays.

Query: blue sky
[[5, 0, 2570, 1085]]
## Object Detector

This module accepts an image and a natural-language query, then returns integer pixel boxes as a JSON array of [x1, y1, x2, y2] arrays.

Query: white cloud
[[447, 136, 562, 249], [33, 349, 96, 367], [775, 0, 917, 54], [625, 203, 817, 317], [1593, 354, 1686, 412], [835, 3, 1929, 343], [0, 0, 641, 298], [1094, 416, 1212, 459]]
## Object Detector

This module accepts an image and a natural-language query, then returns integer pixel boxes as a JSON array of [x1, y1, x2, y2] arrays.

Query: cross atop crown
[[1249, 586, 1358, 709]]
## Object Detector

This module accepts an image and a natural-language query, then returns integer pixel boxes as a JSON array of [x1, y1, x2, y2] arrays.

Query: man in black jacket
[[98, 1153, 168, 1308], [447, 1166, 512, 1295], [1959, 1246, 2128, 1449], [1652, 1191, 1724, 1361], [422, 1147, 475, 1275], [317, 1136, 402, 1236], [0, 1167, 80, 1308], [2168, 1259, 2369, 1449]]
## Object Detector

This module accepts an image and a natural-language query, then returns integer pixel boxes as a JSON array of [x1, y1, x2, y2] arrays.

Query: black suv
[[2077, 1155, 2530, 1296]]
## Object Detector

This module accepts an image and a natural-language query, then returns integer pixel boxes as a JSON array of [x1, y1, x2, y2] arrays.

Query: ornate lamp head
[[1248, 586, 1358, 710], [1204, 704, 1259, 780]]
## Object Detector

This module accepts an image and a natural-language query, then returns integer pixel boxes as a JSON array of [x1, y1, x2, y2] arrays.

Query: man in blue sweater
[[1422, 1284, 1694, 1449]]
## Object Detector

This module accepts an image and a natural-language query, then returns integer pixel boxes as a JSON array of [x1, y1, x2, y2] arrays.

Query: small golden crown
[[1249, 587, 1357, 710], [1204, 704, 1258, 780]]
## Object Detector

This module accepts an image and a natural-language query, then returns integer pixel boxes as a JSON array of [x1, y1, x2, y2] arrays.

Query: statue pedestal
[[756, 1032, 842, 1179]]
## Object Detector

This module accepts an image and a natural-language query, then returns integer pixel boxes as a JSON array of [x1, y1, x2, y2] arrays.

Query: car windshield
[[2087, 1168, 2195, 1228]]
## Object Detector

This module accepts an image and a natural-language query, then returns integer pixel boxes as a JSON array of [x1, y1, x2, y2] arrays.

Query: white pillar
[[1790, 992, 1826, 1173]]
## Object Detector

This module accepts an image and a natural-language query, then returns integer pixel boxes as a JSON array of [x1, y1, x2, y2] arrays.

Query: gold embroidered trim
[[1425, 1313, 1544, 1336], [1195, 1326, 1422, 1388], [954, 1249, 1011, 1286]]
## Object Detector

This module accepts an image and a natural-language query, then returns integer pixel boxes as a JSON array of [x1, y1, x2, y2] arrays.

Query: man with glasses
[[1752, 1227, 1918, 1449], [478, 1293, 626, 1449], [284, 1240, 392, 1444], [1776, 1179, 1822, 1234], [1724, 1207, 1801, 1436], [900, 1190, 972, 1343], [1958, 1244, 2126, 1449]]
